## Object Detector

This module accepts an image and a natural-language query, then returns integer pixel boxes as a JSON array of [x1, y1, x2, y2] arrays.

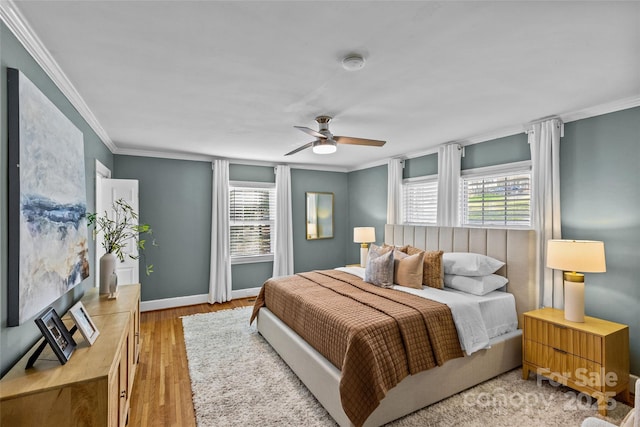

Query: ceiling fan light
[[312, 140, 337, 154]]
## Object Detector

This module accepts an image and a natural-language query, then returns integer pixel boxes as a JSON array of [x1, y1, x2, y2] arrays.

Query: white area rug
[[182, 307, 631, 427]]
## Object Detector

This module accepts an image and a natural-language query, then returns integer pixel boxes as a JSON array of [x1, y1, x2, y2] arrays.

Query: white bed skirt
[[257, 307, 523, 427]]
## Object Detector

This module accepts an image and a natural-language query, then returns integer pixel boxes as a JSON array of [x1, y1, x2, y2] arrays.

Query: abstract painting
[[7, 68, 89, 326]]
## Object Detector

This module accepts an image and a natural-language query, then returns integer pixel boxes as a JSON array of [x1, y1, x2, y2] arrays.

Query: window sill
[[231, 254, 274, 265]]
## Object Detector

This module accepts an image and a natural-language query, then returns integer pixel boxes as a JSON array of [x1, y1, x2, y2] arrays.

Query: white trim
[[140, 293, 209, 312], [348, 96, 640, 173], [560, 95, 640, 123], [460, 160, 532, 177], [95, 159, 111, 179], [0, 0, 115, 151], [231, 287, 261, 299], [140, 287, 261, 312], [94, 160, 112, 289], [230, 254, 274, 265], [229, 180, 275, 189], [115, 149, 349, 172], [3, 0, 637, 173], [402, 173, 438, 184]]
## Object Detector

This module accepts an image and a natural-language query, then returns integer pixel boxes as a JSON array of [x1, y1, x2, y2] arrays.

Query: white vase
[[99, 253, 117, 295]]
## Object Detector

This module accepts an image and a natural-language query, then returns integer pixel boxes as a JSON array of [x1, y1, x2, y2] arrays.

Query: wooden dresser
[[0, 284, 141, 427], [522, 307, 629, 415]]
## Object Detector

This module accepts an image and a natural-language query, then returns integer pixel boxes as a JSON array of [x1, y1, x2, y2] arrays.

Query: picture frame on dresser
[[33, 307, 77, 365], [68, 301, 100, 345]]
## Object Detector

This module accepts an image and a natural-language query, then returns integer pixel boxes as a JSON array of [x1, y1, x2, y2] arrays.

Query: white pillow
[[444, 274, 509, 296], [442, 252, 505, 276]]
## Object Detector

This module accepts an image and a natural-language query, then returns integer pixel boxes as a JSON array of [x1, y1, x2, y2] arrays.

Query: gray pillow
[[364, 247, 394, 288]]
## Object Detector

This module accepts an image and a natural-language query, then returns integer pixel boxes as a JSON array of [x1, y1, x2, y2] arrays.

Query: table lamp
[[546, 239, 606, 322], [354, 227, 376, 267]]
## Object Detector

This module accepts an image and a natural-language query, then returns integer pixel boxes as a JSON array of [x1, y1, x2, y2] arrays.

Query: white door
[[98, 178, 140, 286]]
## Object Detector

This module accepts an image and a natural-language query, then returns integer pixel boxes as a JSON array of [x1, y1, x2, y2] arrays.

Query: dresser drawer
[[524, 340, 606, 389], [524, 316, 603, 363]]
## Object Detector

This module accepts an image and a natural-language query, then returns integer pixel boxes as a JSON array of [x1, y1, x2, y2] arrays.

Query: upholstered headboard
[[384, 224, 537, 327]]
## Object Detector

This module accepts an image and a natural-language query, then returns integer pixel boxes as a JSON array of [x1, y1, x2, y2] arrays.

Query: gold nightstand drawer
[[524, 316, 603, 363], [524, 340, 605, 389]]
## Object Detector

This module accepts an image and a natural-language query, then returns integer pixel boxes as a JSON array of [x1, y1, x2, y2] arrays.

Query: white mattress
[[335, 266, 518, 354]]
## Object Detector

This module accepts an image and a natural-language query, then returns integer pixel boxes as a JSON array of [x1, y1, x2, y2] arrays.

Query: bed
[[254, 225, 537, 427]]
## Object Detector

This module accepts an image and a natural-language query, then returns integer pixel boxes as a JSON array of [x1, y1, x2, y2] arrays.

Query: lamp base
[[564, 273, 585, 323], [360, 243, 369, 267]]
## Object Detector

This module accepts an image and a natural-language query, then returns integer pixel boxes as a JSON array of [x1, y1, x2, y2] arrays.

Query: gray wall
[[109, 160, 351, 294], [462, 133, 530, 169], [560, 107, 640, 374], [292, 169, 349, 272], [347, 165, 388, 265], [113, 155, 213, 301], [1, 23, 113, 376], [346, 108, 640, 375], [404, 153, 437, 179]]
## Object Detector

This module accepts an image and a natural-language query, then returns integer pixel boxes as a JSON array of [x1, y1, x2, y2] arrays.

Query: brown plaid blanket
[[250, 270, 463, 427]]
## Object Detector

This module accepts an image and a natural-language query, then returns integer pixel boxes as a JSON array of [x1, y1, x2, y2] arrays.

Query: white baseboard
[[141, 294, 209, 312], [140, 287, 261, 312], [231, 287, 261, 299]]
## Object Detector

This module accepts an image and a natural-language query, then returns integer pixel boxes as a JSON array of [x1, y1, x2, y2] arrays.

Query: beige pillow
[[371, 243, 392, 255], [393, 251, 425, 289], [406, 246, 444, 289], [382, 243, 408, 254]]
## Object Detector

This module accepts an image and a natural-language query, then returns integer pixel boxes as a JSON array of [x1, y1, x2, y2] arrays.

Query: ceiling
[[7, 1, 640, 171]]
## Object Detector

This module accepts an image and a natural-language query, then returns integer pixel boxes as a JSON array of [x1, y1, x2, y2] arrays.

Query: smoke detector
[[342, 54, 366, 71]]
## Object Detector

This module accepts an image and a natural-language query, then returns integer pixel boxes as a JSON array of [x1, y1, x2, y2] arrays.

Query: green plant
[[87, 198, 157, 275]]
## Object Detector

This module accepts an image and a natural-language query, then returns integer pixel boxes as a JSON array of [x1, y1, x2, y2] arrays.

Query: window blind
[[402, 178, 438, 225], [460, 170, 531, 227], [229, 185, 276, 257]]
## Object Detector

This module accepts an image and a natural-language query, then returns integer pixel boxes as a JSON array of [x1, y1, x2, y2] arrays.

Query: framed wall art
[[68, 301, 100, 345], [7, 68, 89, 326]]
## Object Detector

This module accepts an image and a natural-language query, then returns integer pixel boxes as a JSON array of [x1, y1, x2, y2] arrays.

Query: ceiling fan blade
[[334, 136, 386, 147], [294, 126, 326, 139], [285, 141, 314, 156]]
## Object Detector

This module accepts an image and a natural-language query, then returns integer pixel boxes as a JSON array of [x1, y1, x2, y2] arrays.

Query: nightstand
[[522, 308, 629, 415]]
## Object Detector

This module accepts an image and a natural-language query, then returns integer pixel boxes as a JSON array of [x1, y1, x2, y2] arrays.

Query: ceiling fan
[[286, 115, 386, 156]]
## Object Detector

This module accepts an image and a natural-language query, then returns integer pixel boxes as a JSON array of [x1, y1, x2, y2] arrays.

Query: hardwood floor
[[128, 298, 255, 427]]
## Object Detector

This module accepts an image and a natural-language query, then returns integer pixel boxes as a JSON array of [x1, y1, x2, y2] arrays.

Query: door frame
[[94, 159, 112, 288]]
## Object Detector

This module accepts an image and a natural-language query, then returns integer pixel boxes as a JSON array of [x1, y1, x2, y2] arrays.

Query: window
[[229, 181, 276, 263], [460, 162, 531, 228], [402, 176, 438, 225]]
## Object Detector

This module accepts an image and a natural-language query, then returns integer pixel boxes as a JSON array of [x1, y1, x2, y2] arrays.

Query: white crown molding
[[3, 0, 638, 172], [0, 0, 116, 152], [559, 95, 640, 123], [114, 147, 215, 163], [115, 147, 350, 172], [348, 95, 640, 173]]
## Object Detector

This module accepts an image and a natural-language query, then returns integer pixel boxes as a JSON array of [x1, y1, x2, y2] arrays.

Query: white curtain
[[209, 159, 232, 303], [529, 119, 563, 308], [387, 158, 403, 224], [273, 165, 294, 277], [437, 144, 462, 226]]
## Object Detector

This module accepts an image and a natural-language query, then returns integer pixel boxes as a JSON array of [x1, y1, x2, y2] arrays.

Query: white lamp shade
[[353, 227, 376, 243], [546, 239, 606, 273]]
